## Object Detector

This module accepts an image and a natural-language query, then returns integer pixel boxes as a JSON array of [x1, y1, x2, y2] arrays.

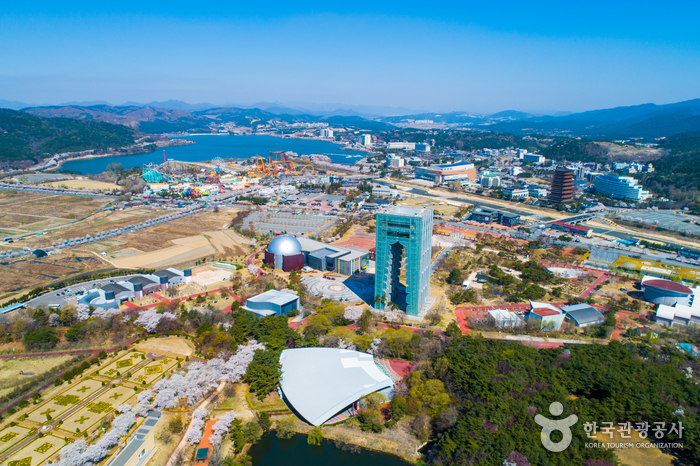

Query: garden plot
[[1, 433, 65, 466], [26, 378, 103, 425], [127, 357, 179, 387], [96, 351, 147, 379], [58, 385, 136, 435], [0, 425, 32, 457]]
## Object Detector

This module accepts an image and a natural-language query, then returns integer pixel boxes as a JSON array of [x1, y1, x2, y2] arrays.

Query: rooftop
[[532, 308, 561, 317], [246, 290, 299, 306], [642, 278, 693, 295], [561, 304, 604, 325], [279, 348, 393, 426], [385, 206, 430, 217]]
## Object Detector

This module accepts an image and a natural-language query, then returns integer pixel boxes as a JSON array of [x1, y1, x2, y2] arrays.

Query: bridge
[[543, 214, 597, 226]]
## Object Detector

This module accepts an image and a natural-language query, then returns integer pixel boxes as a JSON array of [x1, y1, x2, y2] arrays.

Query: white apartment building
[[320, 128, 334, 138], [360, 134, 372, 146], [595, 175, 651, 202]]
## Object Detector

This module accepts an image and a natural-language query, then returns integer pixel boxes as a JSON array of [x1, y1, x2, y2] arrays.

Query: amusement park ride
[[251, 151, 315, 177], [142, 150, 313, 190]]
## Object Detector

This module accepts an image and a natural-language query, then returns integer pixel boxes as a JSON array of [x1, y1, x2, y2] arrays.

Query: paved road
[[0, 348, 153, 464], [430, 246, 452, 276]]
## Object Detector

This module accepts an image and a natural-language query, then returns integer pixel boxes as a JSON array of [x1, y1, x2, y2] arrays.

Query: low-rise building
[[469, 208, 521, 226], [414, 161, 477, 184], [502, 186, 530, 200], [561, 303, 605, 327], [527, 185, 549, 198], [527, 302, 565, 331], [488, 309, 524, 328], [244, 290, 300, 318], [480, 174, 500, 188]]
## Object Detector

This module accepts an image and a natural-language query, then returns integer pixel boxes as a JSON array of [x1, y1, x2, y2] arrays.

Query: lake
[[248, 433, 410, 466], [60, 134, 368, 174]]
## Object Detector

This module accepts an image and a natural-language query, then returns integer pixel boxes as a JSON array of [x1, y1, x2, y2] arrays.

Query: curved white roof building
[[279, 348, 394, 426]]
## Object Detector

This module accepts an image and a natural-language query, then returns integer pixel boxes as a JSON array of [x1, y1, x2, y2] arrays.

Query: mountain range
[[3, 98, 700, 139]]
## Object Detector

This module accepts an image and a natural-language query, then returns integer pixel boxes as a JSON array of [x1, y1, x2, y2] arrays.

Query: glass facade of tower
[[374, 207, 433, 316]]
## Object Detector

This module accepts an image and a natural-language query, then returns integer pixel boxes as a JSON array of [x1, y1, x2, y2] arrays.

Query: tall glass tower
[[374, 207, 433, 316]]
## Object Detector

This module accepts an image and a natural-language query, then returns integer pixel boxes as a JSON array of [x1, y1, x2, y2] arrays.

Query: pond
[[248, 433, 411, 466]]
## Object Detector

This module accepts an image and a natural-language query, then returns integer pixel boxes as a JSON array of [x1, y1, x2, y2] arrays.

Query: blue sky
[[1, 1, 699, 114]]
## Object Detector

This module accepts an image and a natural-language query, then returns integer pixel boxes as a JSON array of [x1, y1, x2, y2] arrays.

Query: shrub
[[275, 417, 296, 439]]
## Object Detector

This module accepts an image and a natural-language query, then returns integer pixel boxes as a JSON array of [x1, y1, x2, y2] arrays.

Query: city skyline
[[2, 1, 700, 114]]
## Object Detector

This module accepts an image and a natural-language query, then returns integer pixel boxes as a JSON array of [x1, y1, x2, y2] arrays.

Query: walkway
[[430, 246, 452, 276]]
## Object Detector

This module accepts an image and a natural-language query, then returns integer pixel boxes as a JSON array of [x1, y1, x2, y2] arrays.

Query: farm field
[[91, 208, 251, 268], [0, 191, 108, 235], [95, 351, 148, 380], [45, 179, 121, 191], [0, 252, 106, 302], [0, 355, 76, 399], [126, 357, 179, 387]]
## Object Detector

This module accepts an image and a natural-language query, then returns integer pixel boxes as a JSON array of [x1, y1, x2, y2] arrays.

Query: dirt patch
[[110, 235, 215, 269], [133, 336, 194, 357], [191, 265, 233, 287], [45, 179, 121, 191], [593, 429, 678, 466]]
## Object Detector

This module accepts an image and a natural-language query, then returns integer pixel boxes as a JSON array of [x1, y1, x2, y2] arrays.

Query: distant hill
[[487, 98, 700, 138], [0, 109, 135, 166]]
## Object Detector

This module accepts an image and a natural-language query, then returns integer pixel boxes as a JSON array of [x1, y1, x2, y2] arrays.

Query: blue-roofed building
[[244, 290, 300, 318], [561, 303, 605, 327]]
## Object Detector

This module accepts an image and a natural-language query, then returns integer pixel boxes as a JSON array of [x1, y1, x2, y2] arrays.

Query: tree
[[275, 416, 296, 439], [210, 411, 237, 445], [447, 269, 462, 284], [23, 326, 58, 350], [168, 416, 183, 433], [307, 426, 323, 446], [258, 412, 272, 431], [445, 321, 462, 338], [66, 322, 87, 342], [243, 421, 262, 444], [360, 309, 373, 333], [244, 350, 282, 398]]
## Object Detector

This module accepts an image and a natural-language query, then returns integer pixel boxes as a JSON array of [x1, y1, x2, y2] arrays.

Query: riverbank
[[44, 139, 196, 171], [273, 417, 421, 464]]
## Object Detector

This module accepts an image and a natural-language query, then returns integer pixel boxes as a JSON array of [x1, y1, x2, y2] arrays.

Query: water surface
[[61, 135, 367, 174], [248, 433, 410, 466]]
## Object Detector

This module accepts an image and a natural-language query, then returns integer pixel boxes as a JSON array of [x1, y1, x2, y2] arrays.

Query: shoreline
[[44, 139, 196, 171]]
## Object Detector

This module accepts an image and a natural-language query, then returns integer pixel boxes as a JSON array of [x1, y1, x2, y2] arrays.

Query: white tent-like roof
[[279, 348, 394, 426]]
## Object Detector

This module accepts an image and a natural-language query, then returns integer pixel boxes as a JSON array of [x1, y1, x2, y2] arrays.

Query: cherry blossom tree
[[209, 410, 237, 445], [48, 313, 60, 327], [184, 408, 208, 444], [367, 338, 381, 355], [343, 306, 363, 321], [50, 411, 137, 466], [337, 339, 357, 351], [134, 310, 176, 333], [92, 308, 122, 321], [76, 303, 91, 322]]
